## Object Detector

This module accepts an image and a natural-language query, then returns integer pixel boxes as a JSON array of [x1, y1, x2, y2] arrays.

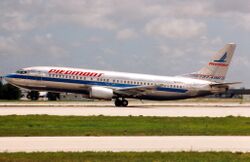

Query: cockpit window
[[16, 70, 27, 74]]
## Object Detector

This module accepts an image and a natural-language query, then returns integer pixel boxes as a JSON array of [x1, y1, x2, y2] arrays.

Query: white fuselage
[[4, 66, 219, 100]]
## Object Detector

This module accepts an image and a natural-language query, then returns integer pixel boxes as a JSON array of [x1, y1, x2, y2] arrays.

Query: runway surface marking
[[1, 136, 250, 152], [0, 106, 250, 117]]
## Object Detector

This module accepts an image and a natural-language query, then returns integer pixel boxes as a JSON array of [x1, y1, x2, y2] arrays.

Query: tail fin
[[184, 43, 236, 83]]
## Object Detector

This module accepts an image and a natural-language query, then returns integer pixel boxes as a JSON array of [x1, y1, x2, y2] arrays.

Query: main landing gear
[[115, 98, 128, 107]]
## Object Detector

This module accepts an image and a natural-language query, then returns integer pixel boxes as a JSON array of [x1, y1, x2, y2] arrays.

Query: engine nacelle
[[89, 86, 113, 100]]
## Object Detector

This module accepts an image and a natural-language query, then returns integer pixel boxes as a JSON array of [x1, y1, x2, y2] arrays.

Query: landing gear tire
[[115, 99, 122, 107], [115, 99, 128, 107], [121, 99, 128, 107]]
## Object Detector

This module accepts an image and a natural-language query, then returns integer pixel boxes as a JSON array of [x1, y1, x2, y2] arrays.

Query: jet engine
[[90, 86, 114, 100]]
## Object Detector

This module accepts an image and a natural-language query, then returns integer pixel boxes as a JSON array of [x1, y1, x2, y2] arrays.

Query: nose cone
[[4, 74, 23, 88], [4, 74, 15, 83]]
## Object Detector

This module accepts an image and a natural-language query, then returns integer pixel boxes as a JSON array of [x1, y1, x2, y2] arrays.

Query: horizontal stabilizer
[[210, 82, 241, 88]]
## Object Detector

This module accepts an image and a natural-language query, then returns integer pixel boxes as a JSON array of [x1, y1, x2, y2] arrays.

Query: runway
[[1, 103, 250, 153], [0, 102, 249, 107], [1, 136, 250, 152], [0, 105, 250, 117]]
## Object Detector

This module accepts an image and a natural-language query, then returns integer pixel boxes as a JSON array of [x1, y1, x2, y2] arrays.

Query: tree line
[[0, 81, 21, 100], [0, 79, 60, 100]]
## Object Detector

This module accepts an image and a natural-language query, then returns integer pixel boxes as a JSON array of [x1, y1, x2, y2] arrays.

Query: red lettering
[[71, 71, 76, 75], [49, 69, 103, 77], [72, 71, 80, 75], [97, 73, 103, 77], [65, 70, 72, 74], [209, 62, 228, 67], [58, 70, 65, 74], [78, 72, 85, 76], [81, 72, 89, 76], [89, 72, 96, 76], [48, 69, 57, 73]]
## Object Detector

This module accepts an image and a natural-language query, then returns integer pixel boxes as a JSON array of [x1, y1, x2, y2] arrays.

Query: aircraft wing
[[113, 85, 158, 97]]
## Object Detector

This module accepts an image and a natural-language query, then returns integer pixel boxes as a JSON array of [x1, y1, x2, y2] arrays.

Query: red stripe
[[209, 62, 228, 67]]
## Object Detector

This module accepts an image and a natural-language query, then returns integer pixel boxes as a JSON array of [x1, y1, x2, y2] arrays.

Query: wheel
[[28, 91, 39, 100], [121, 99, 128, 107], [115, 99, 122, 107], [115, 99, 129, 107]]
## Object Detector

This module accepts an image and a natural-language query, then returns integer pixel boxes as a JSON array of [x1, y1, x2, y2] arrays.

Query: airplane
[[4, 43, 239, 107]]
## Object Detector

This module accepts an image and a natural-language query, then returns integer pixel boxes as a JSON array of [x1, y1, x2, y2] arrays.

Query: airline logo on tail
[[209, 52, 228, 67], [214, 53, 227, 63]]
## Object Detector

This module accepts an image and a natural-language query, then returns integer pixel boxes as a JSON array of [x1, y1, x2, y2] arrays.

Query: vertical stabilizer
[[185, 43, 236, 83]]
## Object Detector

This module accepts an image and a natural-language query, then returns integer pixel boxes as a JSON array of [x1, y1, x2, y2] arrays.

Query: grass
[[1, 115, 250, 136], [0, 152, 250, 162]]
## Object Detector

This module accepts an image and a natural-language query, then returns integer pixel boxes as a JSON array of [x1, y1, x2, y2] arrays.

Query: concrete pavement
[[1, 136, 250, 152]]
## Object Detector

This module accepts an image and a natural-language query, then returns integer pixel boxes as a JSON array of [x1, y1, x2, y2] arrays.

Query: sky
[[0, 0, 249, 87]]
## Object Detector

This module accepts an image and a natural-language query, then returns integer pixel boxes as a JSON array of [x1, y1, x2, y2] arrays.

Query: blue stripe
[[157, 87, 187, 93], [6, 74, 188, 93]]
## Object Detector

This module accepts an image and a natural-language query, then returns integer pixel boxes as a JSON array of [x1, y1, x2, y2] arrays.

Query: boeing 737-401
[[5, 43, 239, 107]]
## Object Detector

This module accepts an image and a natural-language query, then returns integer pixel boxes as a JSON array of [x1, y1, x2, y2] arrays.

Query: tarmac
[[1, 136, 250, 152], [0, 101, 249, 107], [0, 105, 250, 117]]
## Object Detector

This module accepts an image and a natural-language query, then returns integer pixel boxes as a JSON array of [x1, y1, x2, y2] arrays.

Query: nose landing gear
[[115, 98, 128, 107]]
